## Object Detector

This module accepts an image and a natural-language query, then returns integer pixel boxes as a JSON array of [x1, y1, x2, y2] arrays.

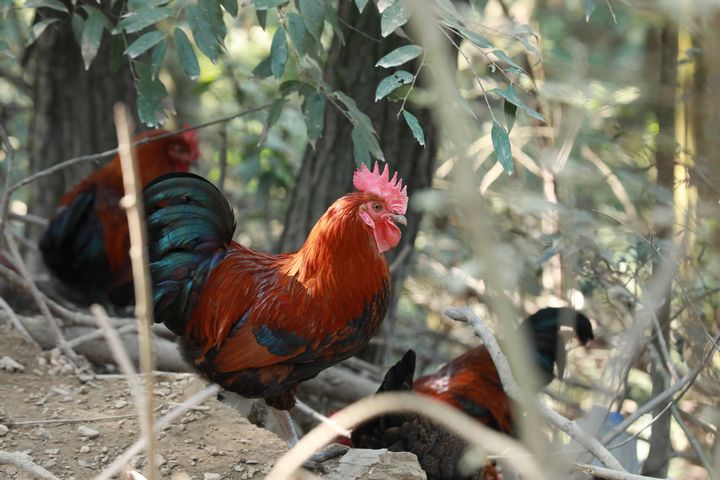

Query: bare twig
[[670, 404, 716, 477], [444, 306, 626, 472], [267, 392, 545, 480], [96, 383, 221, 480], [0, 451, 61, 480], [0, 121, 16, 244], [0, 295, 33, 341], [294, 398, 351, 438], [574, 463, 662, 480], [9, 211, 48, 227], [6, 411, 149, 427], [10, 104, 271, 194], [3, 232, 78, 362], [218, 123, 228, 191], [65, 323, 137, 349], [114, 103, 158, 480]]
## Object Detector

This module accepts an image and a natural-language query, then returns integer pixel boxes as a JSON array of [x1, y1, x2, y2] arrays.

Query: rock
[[80, 445, 90, 453], [114, 399, 128, 409], [325, 449, 427, 480], [203, 473, 221, 480], [0, 424, 9, 436], [0, 356, 25, 372], [77, 425, 100, 438]]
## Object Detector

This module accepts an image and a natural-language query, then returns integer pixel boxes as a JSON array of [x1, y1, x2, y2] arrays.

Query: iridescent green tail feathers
[[144, 173, 235, 336]]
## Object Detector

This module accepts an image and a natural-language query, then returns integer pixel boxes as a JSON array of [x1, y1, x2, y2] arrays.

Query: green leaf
[[279, 80, 313, 96], [504, 100, 517, 134], [252, 55, 273, 78], [198, 0, 226, 43], [584, 0, 597, 21], [150, 37, 167, 79], [220, 0, 238, 17], [135, 62, 170, 127], [402, 110, 425, 147], [287, 12, 312, 57], [27, 18, 59, 46], [26, 0, 67, 12], [109, 35, 125, 73], [299, 0, 325, 42], [270, 27, 288, 79], [129, 0, 169, 9], [335, 91, 383, 164], [81, 7, 108, 69], [124, 30, 165, 59], [470, 0, 488, 11], [256, 9, 267, 29], [458, 26, 492, 49], [381, 2, 411, 37], [258, 98, 285, 145], [187, 4, 221, 62], [375, 70, 414, 101], [117, 7, 172, 34], [491, 122, 513, 175], [355, 0, 369, 13], [302, 92, 326, 140], [71, 13, 84, 46], [253, 0, 288, 9], [492, 49, 524, 72], [174, 27, 200, 80], [376, 45, 422, 68], [489, 84, 544, 122]]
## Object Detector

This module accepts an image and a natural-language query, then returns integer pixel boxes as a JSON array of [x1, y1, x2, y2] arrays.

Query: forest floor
[[0, 325, 291, 480]]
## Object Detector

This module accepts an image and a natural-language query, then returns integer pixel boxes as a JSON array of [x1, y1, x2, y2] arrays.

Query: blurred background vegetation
[[1, 0, 720, 478]]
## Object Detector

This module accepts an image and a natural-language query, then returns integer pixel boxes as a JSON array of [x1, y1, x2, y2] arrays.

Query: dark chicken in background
[[39, 129, 199, 307], [143, 162, 408, 446], [352, 307, 594, 480]]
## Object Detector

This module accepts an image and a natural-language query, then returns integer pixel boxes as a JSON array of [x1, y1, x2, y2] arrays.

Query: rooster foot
[[301, 444, 349, 472]]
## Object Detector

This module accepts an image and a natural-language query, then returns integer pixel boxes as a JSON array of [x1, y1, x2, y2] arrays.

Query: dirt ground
[[0, 326, 292, 480]]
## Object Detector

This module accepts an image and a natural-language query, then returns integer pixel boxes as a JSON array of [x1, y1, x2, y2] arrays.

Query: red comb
[[353, 162, 407, 214], [180, 124, 200, 161]]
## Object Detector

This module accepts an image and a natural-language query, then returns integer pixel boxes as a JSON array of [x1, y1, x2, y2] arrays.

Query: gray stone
[[77, 425, 99, 438], [325, 448, 427, 480]]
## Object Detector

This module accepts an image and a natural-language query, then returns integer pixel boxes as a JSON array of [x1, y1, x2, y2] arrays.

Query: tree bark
[[641, 22, 677, 479], [25, 2, 137, 249], [277, 3, 439, 364]]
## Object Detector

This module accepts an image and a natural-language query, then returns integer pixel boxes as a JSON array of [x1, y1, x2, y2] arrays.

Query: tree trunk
[[278, 3, 439, 364], [641, 21, 677, 479], [26, 2, 137, 252]]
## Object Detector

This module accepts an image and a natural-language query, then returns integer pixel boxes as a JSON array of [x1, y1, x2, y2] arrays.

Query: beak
[[391, 214, 407, 226]]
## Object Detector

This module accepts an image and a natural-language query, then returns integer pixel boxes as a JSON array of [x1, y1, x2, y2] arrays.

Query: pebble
[[0, 356, 25, 372], [0, 424, 9, 436], [114, 400, 128, 409], [77, 425, 100, 438], [203, 474, 221, 480], [80, 445, 90, 453]]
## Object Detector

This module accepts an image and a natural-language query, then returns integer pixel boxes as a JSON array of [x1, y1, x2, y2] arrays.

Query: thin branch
[[294, 398, 351, 438], [444, 306, 626, 472], [0, 295, 33, 342], [574, 463, 660, 480], [0, 451, 61, 480], [267, 392, 545, 480], [114, 103, 158, 480], [65, 323, 137, 349], [670, 404, 716, 477], [3, 232, 79, 362], [6, 411, 149, 427], [9, 103, 271, 194], [0, 121, 16, 245], [218, 123, 228, 191]]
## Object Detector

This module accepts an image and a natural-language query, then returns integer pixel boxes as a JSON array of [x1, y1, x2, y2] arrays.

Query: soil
[[0, 326, 290, 480]]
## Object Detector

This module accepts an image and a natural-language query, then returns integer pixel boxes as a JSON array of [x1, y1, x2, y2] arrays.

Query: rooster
[[39, 129, 199, 307], [352, 307, 594, 479], [143, 162, 408, 447]]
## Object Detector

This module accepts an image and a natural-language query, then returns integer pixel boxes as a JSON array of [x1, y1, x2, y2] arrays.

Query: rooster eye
[[373, 203, 382, 212]]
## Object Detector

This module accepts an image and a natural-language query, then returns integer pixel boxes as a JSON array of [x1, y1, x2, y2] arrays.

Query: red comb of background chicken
[[353, 162, 408, 214]]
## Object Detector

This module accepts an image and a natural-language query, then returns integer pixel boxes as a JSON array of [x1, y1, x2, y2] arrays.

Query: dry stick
[[113, 104, 158, 480], [0, 296, 33, 341], [9, 211, 48, 227], [0, 121, 16, 242], [96, 383, 221, 480], [218, 123, 228, 191], [268, 393, 544, 480], [65, 323, 137, 349], [444, 306, 626, 472], [3, 232, 79, 362], [0, 450, 61, 480], [670, 404, 716, 477], [10, 104, 271, 194], [575, 463, 658, 480], [91, 305, 140, 388], [294, 398, 351, 438], [6, 411, 147, 427]]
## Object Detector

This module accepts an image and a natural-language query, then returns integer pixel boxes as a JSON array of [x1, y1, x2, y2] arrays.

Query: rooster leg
[[270, 408, 347, 471], [271, 407, 300, 447]]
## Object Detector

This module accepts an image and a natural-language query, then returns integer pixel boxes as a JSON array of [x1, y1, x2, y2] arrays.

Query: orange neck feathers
[[281, 192, 390, 300]]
